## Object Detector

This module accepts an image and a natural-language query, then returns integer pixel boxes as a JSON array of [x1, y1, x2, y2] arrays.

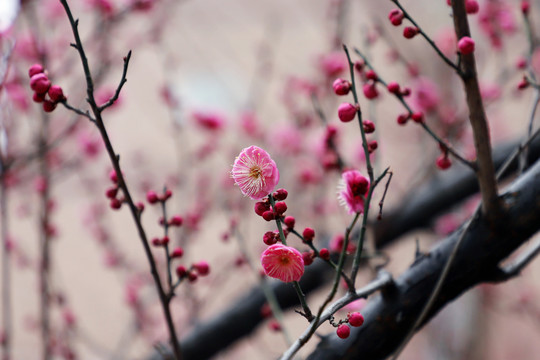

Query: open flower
[[338, 170, 369, 214], [231, 146, 280, 200], [261, 244, 304, 282]]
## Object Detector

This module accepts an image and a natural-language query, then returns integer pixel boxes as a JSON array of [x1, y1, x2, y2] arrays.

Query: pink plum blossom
[[261, 244, 304, 282], [337, 170, 369, 214], [412, 77, 440, 113], [192, 111, 226, 132], [231, 146, 279, 200]]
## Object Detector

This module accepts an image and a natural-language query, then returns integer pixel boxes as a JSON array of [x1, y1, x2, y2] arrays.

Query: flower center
[[249, 165, 263, 180], [279, 256, 290, 265]]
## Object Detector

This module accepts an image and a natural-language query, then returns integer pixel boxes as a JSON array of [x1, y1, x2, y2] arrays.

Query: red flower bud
[[338, 103, 357, 122]]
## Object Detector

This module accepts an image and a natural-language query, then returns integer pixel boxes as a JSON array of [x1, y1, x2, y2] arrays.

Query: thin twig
[[98, 51, 132, 112], [390, 0, 460, 73], [279, 271, 394, 360], [58, 1, 182, 358], [352, 48, 475, 170], [377, 170, 393, 220], [311, 93, 345, 171]]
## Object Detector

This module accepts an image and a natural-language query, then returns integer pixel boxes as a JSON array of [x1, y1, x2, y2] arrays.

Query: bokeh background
[[2, 0, 540, 359]]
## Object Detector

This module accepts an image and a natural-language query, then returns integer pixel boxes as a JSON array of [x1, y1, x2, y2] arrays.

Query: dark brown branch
[[451, 0, 501, 221], [374, 137, 540, 249], [307, 159, 540, 360]]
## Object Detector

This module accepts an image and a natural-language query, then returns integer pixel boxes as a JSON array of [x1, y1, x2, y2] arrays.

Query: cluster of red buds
[[28, 64, 66, 113], [253, 188, 289, 222], [146, 189, 172, 204], [336, 312, 365, 339], [176, 260, 210, 283]]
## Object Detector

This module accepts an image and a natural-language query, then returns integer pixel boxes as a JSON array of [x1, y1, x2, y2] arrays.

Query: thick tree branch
[[374, 137, 540, 248], [307, 159, 540, 360]]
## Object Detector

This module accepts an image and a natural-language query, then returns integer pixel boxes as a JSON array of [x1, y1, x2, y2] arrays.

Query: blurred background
[[1, 0, 540, 359]]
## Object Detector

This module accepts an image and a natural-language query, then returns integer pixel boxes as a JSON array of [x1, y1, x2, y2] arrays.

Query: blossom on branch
[[337, 170, 369, 214], [261, 244, 304, 282], [231, 146, 280, 200]]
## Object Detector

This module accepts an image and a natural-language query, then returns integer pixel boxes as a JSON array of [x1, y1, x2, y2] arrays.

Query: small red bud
[[436, 154, 452, 170], [363, 82, 379, 100], [262, 211, 275, 221], [387, 81, 400, 94], [170, 215, 183, 226], [403, 26, 419, 39], [302, 252, 314, 266], [411, 112, 424, 123], [388, 9, 404, 26], [458, 36, 475, 55], [28, 64, 44, 78], [161, 189, 172, 201], [188, 271, 198, 282], [146, 191, 159, 204], [194, 261, 210, 276], [274, 201, 287, 215], [255, 201, 271, 216], [137, 202, 145, 212], [110, 198, 122, 210], [319, 248, 330, 260], [42, 100, 57, 113], [354, 60, 364, 72], [48, 85, 66, 103], [33, 92, 46, 103], [109, 170, 118, 183], [303, 227, 315, 242], [161, 236, 170, 245], [365, 70, 377, 81], [283, 216, 295, 229], [338, 103, 357, 122], [518, 77, 530, 90], [336, 324, 350, 339], [348, 312, 365, 327], [522, 1, 530, 15], [176, 265, 187, 277], [273, 188, 288, 201], [397, 113, 410, 125], [171, 247, 184, 258], [30, 73, 51, 94], [363, 119, 375, 133], [263, 231, 278, 245], [332, 78, 351, 96], [465, 0, 479, 14], [105, 187, 118, 199], [368, 140, 378, 153]]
